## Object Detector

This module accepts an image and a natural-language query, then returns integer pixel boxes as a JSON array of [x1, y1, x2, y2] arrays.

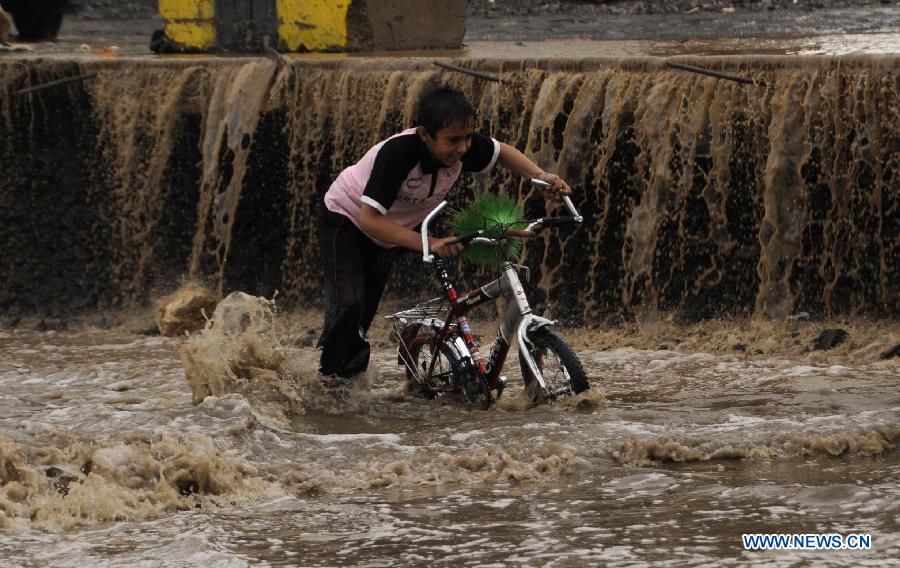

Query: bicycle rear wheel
[[518, 328, 589, 402], [403, 333, 447, 398], [462, 374, 492, 410], [402, 329, 493, 409]]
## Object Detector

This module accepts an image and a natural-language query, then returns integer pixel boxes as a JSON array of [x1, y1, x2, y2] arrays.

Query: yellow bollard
[[157, 0, 465, 53], [276, 0, 349, 52], [159, 0, 216, 50]]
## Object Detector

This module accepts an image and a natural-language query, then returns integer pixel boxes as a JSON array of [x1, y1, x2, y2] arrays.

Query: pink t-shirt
[[324, 128, 500, 247]]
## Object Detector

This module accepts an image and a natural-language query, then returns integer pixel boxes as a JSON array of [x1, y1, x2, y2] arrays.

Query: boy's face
[[418, 121, 474, 167]]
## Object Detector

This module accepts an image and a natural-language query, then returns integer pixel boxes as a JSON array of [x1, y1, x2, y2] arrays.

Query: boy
[[317, 85, 571, 386]]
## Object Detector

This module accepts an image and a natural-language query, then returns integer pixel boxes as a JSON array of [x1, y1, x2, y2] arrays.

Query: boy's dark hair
[[415, 84, 476, 137]]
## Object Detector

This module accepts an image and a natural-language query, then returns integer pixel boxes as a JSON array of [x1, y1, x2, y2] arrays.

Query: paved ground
[[467, 0, 900, 40]]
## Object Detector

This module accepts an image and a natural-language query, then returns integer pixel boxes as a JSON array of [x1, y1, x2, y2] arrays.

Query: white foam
[[299, 433, 402, 445], [522, 422, 560, 430], [450, 430, 485, 442], [781, 365, 819, 376]]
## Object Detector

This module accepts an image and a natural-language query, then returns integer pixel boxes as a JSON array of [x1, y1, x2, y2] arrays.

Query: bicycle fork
[[455, 261, 557, 395], [496, 262, 558, 397]]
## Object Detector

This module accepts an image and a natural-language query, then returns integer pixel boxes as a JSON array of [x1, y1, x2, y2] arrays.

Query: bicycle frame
[[392, 185, 583, 399], [424, 256, 557, 395]]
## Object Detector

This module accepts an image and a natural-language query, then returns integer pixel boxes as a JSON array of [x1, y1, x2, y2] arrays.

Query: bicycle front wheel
[[519, 328, 589, 402]]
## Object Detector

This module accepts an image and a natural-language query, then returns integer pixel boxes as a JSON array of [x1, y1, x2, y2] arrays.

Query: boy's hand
[[430, 236, 465, 258], [534, 172, 572, 201]]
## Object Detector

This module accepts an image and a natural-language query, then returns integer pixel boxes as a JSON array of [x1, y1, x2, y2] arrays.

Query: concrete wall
[[3, 57, 897, 321]]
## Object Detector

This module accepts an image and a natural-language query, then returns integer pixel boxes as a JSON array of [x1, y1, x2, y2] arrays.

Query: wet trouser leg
[[317, 207, 395, 378], [359, 234, 395, 333]]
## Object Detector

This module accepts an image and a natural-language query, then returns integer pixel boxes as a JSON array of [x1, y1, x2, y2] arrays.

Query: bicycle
[[385, 179, 590, 409]]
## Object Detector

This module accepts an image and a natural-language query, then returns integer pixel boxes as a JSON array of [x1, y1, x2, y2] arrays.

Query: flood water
[[1, 300, 897, 566], [2, 19, 899, 565]]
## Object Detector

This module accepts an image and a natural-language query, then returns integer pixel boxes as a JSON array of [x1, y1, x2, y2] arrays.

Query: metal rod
[[506, 229, 534, 239], [433, 61, 503, 83], [15, 72, 98, 96], [665, 61, 765, 87], [262, 35, 289, 71]]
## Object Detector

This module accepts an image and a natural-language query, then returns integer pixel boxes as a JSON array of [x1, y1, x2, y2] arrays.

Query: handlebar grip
[[539, 217, 580, 228], [445, 230, 484, 247]]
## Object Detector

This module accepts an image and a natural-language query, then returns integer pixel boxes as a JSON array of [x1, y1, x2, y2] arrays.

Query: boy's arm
[[497, 142, 572, 200], [359, 204, 463, 257]]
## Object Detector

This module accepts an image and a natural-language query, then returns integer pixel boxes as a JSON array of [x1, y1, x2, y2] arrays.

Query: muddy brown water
[[0, 294, 897, 565], [1, 25, 899, 567], [3, 50, 898, 323]]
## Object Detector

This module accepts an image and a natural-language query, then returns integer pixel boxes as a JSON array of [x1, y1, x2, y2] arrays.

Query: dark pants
[[317, 207, 396, 377]]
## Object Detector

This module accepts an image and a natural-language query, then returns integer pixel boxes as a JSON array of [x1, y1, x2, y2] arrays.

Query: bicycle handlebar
[[421, 179, 583, 263], [529, 178, 583, 223], [422, 201, 448, 263], [444, 230, 485, 247]]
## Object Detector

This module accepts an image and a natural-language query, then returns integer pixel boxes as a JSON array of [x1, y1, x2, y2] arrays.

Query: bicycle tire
[[403, 330, 493, 409], [518, 328, 590, 402], [4, 1, 64, 41], [404, 333, 443, 398], [462, 374, 492, 410]]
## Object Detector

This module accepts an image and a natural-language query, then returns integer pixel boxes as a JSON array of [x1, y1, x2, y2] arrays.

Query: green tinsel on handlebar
[[450, 193, 526, 266]]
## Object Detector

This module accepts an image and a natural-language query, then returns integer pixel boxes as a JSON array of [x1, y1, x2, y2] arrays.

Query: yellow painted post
[[155, 0, 462, 53], [276, 0, 350, 52], [159, 0, 216, 49]]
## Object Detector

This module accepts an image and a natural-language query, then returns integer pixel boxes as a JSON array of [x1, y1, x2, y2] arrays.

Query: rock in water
[[881, 344, 900, 360], [155, 284, 217, 337], [812, 328, 849, 351]]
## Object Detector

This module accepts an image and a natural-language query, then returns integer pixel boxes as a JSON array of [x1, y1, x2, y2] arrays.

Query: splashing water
[[0, 300, 898, 564]]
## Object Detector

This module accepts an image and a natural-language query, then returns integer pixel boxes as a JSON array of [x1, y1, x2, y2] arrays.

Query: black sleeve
[[362, 137, 418, 212], [461, 132, 500, 173]]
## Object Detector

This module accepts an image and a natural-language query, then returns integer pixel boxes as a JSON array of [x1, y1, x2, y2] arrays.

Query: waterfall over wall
[[1, 56, 897, 323]]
